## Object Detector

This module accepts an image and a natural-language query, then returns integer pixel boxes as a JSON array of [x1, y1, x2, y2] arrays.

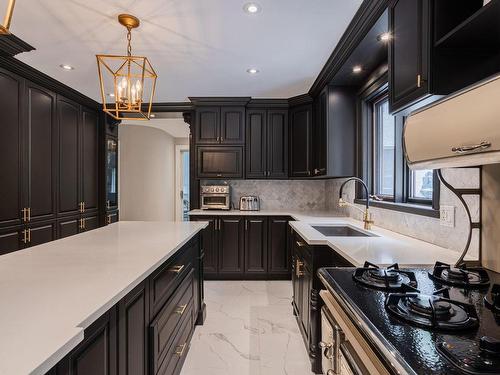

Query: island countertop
[[0, 221, 208, 375], [189, 209, 462, 266]]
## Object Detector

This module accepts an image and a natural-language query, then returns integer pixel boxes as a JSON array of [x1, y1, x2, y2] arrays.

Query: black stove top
[[318, 265, 500, 375]]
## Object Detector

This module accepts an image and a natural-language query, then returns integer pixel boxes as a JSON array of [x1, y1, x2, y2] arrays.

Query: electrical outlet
[[440, 206, 455, 227]]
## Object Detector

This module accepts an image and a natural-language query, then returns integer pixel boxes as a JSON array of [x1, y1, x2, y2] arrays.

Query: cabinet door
[[118, 281, 149, 375], [244, 217, 268, 274], [106, 138, 118, 210], [81, 215, 99, 232], [292, 252, 302, 318], [196, 146, 243, 179], [28, 221, 56, 247], [220, 107, 245, 144], [389, 0, 430, 112], [195, 107, 220, 144], [59, 308, 117, 375], [0, 226, 22, 255], [267, 110, 288, 178], [58, 98, 80, 216], [58, 217, 80, 239], [268, 217, 290, 275], [301, 264, 312, 337], [81, 109, 99, 212], [313, 90, 327, 176], [26, 83, 57, 222], [0, 69, 24, 227], [191, 217, 218, 276], [289, 105, 313, 177], [219, 217, 244, 274], [106, 211, 119, 225], [245, 109, 267, 178]]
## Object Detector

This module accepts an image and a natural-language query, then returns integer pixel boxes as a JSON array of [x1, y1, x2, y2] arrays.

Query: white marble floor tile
[[181, 281, 314, 375]]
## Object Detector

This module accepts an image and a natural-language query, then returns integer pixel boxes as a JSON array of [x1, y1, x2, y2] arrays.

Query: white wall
[[119, 124, 175, 221]]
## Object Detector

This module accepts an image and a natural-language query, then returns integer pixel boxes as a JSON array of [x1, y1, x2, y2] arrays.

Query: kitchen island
[[0, 221, 207, 375]]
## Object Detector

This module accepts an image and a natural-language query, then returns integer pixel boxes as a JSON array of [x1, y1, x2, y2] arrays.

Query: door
[[267, 110, 288, 178], [245, 109, 267, 178], [81, 109, 99, 213], [106, 137, 118, 210], [389, 0, 430, 112], [175, 145, 190, 221], [0, 226, 23, 255], [195, 107, 220, 144], [289, 105, 313, 177], [196, 146, 243, 178], [268, 217, 290, 275], [218, 217, 244, 274], [301, 263, 312, 335], [58, 97, 80, 216], [292, 251, 303, 317], [244, 217, 268, 274], [81, 215, 99, 232], [192, 217, 218, 276], [220, 107, 245, 144], [58, 217, 80, 239], [0, 69, 24, 227]]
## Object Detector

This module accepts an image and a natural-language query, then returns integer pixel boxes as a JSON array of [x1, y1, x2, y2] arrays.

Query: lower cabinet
[[0, 221, 56, 255], [48, 234, 204, 375], [191, 215, 291, 280], [291, 230, 353, 374]]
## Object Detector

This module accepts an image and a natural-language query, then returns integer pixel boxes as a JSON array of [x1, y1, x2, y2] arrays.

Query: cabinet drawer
[[150, 243, 194, 315], [156, 305, 195, 375], [150, 269, 195, 375]]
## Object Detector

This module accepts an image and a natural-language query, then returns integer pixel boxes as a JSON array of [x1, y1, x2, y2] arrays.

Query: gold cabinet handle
[[296, 259, 305, 277], [107, 215, 112, 224], [106, 200, 110, 209], [169, 265, 185, 274], [82, 202, 85, 212], [21, 208, 27, 223], [295, 240, 306, 248], [27, 207, 31, 222], [28, 228, 31, 243], [417, 74, 421, 88], [22, 229, 28, 244], [174, 343, 187, 357], [83, 218, 86, 229], [174, 304, 187, 315]]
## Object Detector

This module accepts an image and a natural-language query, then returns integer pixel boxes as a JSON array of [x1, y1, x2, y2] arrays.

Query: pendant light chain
[[126, 27, 132, 56]]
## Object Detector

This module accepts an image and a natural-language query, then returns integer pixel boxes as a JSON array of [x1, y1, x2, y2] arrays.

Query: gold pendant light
[[96, 14, 157, 120], [0, 0, 16, 35]]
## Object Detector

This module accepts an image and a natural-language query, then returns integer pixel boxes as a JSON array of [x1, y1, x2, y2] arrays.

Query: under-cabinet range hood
[[404, 73, 500, 170]]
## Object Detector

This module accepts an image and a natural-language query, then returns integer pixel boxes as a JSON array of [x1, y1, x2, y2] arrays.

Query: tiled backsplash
[[221, 167, 479, 254]]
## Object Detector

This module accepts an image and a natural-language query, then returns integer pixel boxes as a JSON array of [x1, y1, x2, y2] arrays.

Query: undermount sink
[[311, 225, 376, 237]]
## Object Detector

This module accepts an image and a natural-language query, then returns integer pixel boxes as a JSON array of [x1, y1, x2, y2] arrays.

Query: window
[[356, 77, 439, 217]]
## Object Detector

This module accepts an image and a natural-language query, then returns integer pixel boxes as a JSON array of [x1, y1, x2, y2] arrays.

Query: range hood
[[404, 73, 500, 170]]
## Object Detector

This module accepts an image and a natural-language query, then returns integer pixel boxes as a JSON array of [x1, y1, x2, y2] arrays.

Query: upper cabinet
[[195, 106, 245, 145], [246, 109, 288, 179], [289, 104, 313, 177]]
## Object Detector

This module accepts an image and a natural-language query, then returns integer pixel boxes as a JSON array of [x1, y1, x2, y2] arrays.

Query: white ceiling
[[11, 0, 362, 102]]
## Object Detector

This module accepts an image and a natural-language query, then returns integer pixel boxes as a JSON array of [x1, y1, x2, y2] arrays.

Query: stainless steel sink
[[311, 225, 375, 237]]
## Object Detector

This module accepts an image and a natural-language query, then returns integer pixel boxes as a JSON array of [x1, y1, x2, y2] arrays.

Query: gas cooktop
[[318, 263, 500, 375]]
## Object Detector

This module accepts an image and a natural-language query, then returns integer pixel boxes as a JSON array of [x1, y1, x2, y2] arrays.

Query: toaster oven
[[200, 185, 231, 210]]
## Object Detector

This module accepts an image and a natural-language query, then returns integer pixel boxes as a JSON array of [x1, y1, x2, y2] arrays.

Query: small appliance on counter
[[239, 196, 260, 211], [200, 185, 231, 210]]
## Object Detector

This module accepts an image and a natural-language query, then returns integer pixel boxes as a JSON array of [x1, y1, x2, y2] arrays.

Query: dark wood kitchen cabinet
[[289, 104, 313, 177], [312, 90, 327, 177], [0, 225, 23, 255], [196, 146, 243, 179], [268, 217, 291, 275], [105, 136, 119, 224], [244, 217, 268, 274], [195, 106, 245, 145], [246, 109, 288, 179], [190, 216, 218, 277], [219, 217, 244, 274], [81, 109, 99, 214]]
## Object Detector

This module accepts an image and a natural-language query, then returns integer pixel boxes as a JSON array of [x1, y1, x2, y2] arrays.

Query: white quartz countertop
[[189, 209, 461, 267], [0, 221, 207, 375]]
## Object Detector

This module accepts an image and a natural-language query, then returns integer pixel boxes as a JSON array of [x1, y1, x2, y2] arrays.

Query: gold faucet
[[338, 177, 378, 230]]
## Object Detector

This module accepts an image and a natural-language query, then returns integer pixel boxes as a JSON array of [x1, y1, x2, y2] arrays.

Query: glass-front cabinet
[[106, 137, 118, 213]]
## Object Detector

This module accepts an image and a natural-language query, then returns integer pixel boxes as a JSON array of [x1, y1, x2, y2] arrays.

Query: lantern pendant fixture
[[96, 14, 157, 120], [0, 0, 16, 35]]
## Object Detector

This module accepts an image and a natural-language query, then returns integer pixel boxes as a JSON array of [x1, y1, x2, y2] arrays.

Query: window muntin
[[373, 96, 395, 198]]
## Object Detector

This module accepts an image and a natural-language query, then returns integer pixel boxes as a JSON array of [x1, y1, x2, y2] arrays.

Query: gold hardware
[[27, 207, 31, 222], [22, 229, 27, 244], [79, 202, 83, 213], [452, 141, 491, 154], [82, 202, 85, 212], [175, 304, 188, 315], [107, 215, 112, 225], [174, 343, 187, 357], [21, 208, 27, 223], [417, 74, 421, 88], [27, 228, 31, 243], [96, 14, 157, 121], [106, 200, 111, 209], [314, 168, 320, 175], [220, 137, 224, 142], [296, 259, 305, 277], [363, 209, 374, 230], [82, 218, 86, 230], [169, 265, 185, 274], [0, 0, 16, 35], [295, 240, 306, 248]]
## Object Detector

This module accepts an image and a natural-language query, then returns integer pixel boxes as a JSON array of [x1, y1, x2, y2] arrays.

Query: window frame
[[355, 69, 440, 218]]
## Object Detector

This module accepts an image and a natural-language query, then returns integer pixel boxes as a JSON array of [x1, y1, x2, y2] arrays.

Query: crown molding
[[0, 33, 35, 57], [188, 97, 251, 106]]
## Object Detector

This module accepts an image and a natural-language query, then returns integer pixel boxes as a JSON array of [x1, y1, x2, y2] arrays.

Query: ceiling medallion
[[0, 0, 16, 35], [96, 14, 157, 120]]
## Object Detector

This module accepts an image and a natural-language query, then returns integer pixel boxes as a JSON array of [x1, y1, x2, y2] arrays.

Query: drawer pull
[[452, 141, 491, 154], [295, 240, 306, 248], [175, 304, 187, 315], [169, 265, 185, 274], [175, 343, 187, 357], [296, 260, 305, 277]]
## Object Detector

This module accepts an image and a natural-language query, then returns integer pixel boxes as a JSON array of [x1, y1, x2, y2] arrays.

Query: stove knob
[[480, 336, 500, 356]]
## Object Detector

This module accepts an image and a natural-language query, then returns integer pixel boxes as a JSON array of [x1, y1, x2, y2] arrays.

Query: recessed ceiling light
[[243, 3, 261, 14], [377, 32, 391, 42], [59, 64, 74, 70], [247, 68, 259, 74], [150, 114, 156, 118], [352, 65, 362, 74]]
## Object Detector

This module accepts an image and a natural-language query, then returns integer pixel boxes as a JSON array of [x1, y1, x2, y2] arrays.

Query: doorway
[[176, 145, 190, 221]]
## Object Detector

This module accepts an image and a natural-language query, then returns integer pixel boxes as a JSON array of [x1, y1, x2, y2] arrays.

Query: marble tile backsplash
[[223, 167, 479, 254]]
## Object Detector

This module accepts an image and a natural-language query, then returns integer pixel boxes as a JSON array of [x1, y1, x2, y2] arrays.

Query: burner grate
[[352, 261, 418, 291], [429, 261, 490, 288]]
